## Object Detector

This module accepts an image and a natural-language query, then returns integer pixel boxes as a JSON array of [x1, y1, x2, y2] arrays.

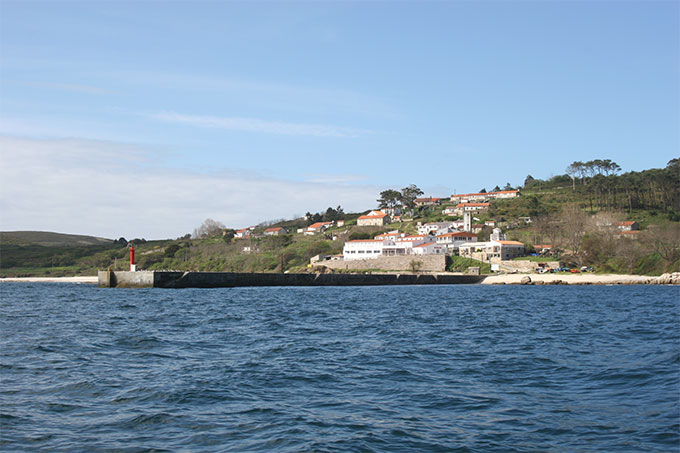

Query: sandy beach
[[0, 276, 98, 284], [481, 272, 680, 285]]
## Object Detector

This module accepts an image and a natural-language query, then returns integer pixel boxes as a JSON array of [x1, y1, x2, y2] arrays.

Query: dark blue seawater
[[1, 283, 678, 452]]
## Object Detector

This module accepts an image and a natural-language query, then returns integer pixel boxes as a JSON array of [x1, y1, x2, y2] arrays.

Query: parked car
[[570, 269, 581, 273]]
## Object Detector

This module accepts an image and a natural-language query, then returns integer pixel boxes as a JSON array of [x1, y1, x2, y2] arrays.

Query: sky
[[1, 0, 678, 239]]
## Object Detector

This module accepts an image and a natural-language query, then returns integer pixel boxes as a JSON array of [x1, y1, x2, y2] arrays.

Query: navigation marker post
[[129, 243, 136, 272]]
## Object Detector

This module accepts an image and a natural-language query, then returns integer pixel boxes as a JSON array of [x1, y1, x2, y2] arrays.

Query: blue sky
[[1, 1, 678, 238]]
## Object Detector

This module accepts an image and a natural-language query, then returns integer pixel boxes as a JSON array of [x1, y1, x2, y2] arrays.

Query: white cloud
[[151, 111, 369, 138], [0, 135, 378, 239]]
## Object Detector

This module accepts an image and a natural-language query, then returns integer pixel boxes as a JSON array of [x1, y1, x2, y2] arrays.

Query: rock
[[520, 276, 532, 285]]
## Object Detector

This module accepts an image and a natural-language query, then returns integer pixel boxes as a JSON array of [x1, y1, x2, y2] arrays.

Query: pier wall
[[98, 270, 483, 288], [315, 255, 446, 272]]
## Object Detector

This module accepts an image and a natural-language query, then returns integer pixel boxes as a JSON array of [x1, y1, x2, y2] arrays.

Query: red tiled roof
[[456, 203, 490, 207], [617, 221, 636, 226], [347, 239, 384, 243], [358, 212, 387, 220], [308, 222, 331, 229], [414, 242, 436, 248], [497, 240, 524, 246], [438, 232, 477, 238], [264, 227, 283, 233]]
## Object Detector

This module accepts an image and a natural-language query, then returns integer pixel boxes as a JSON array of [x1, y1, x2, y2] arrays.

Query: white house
[[234, 228, 252, 239], [450, 192, 490, 203], [490, 190, 520, 199], [417, 222, 456, 235], [459, 240, 525, 261], [304, 222, 333, 235], [357, 210, 390, 226], [454, 203, 490, 216], [435, 232, 478, 252], [450, 190, 519, 203], [374, 231, 405, 241], [412, 242, 445, 255]]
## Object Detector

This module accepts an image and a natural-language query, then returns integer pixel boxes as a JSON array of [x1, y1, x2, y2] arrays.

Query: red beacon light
[[129, 242, 136, 272]]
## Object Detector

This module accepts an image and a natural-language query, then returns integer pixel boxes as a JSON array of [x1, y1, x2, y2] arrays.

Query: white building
[[343, 239, 385, 260], [454, 203, 490, 216], [342, 234, 439, 260], [234, 228, 252, 239], [417, 222, 456, 235], [374, 231, 405, 241], [435, 232, 478, 252], [304, 222, 333, 235], [412, 242, 445, 255], [459, 240, 525, 261]]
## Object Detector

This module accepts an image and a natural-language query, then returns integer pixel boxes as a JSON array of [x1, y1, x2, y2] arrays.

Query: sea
[[0, 283, 678, 452]]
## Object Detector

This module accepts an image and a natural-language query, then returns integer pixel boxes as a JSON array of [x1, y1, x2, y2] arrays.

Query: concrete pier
[[98, 270, 484, 288]]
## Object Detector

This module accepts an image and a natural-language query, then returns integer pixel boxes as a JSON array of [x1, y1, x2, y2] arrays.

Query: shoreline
[[481, 272, 679, 285], [1, 272, 678, 286], [0, 276, 99, 284]]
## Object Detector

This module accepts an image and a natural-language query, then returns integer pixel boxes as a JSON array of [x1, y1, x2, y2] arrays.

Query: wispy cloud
[[151, 111, 368, 138], [19, 81, 114, 95], [0, 135, 378, 239]]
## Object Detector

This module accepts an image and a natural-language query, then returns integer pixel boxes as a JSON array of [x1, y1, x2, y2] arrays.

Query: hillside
[[0, 231, 113, 247], [1, 159, 678, 278]]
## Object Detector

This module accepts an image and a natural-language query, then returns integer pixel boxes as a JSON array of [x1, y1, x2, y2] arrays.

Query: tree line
[[524, 158, 679, 216]]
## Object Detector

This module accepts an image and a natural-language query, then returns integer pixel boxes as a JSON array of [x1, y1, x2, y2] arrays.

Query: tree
[[192, 218, 225, 239], [323, 206, 344, 222], [643, 223, 680, 266], [558, 205, 589, 265], [377, 189, 402, 209], [400, 184, 424, 209], [524, 175, 535, 188], [479, 188, 487, 193], [566, 162, 581, 190], [492, 185, 501, 192], [504, 183, 513, 191]]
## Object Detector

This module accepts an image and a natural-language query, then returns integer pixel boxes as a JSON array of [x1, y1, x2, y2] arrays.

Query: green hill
[[1, 231, 113, 247]]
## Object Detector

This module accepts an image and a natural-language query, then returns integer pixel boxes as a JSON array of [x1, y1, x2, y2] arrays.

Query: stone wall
[[315, 255, 446, 272]]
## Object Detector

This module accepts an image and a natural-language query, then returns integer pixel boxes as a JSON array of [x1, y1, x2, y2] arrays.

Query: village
[[226, 188, 645, 274]]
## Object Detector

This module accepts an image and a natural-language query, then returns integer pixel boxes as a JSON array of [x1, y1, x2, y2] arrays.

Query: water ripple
[[0, 283, 678, 451]]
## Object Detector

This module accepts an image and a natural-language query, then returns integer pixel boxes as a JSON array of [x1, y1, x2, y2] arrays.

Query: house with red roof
[[234, 228, 252, 239], [357, 210, 390, 227], [617, 221, 639, 232], [414, 197, 442, 207], [264, 227, 288, 236]]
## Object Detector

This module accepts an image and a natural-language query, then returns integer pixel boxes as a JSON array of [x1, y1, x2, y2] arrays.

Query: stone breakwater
[[98, 270, 484, 288], [484, 272, 680, 286]]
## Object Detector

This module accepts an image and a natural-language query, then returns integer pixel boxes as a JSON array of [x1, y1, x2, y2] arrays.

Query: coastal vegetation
[[1, 159, 678, 278]]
